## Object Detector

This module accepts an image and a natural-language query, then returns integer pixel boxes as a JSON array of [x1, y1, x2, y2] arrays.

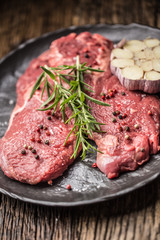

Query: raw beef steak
[[87, 76, 160, 178], [0, 32, 112, 184], [49, 32, 160, 179]]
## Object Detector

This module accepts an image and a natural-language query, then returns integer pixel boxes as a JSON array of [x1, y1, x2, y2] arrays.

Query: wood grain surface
[[0, 0, 160, 239]]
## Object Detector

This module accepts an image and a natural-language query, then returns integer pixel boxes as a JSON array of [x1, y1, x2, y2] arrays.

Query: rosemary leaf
[[41, 82, 46, 100], [86, 67, 104, 72], [30, 72, 44, 98], [41, 66, 56, 80], [83, 93, 110, 106], [40, 85, 57, 108], [60, 92, 77, 105], [64, 125, 76, 146], [65, 110, 82, 124], [46, 81, 51, 97], [84, 87, 94, 93]]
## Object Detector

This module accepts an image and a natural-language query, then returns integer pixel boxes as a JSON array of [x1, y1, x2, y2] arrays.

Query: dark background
[[1, 0, 160, 59], [0, 0, 160, 239]]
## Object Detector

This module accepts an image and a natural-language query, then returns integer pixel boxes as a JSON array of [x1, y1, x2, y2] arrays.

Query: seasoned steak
[[49, 32, 160, 179], [0, 32, 112, 184], [87, 76, 160, 178], [0, 32, 160, 184], [0, 96, 77, 184]]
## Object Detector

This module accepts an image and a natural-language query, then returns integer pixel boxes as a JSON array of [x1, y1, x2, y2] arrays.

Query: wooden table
[[0, 0, 160, 239]]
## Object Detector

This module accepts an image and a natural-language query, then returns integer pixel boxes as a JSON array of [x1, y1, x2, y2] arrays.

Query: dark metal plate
[[0, 23, 160, 206]]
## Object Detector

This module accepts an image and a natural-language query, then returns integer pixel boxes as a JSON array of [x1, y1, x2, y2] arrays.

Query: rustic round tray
[[0, 23, 160, 206]]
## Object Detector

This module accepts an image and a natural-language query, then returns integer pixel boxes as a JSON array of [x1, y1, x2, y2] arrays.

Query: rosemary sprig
[[30, 56, 110, 159]]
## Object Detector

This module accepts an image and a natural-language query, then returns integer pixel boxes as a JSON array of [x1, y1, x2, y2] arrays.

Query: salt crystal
[[9, 99, 14, 105]]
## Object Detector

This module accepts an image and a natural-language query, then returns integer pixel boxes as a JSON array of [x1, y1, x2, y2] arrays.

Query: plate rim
[[1, 22, 160, 64], [0, 171, 159, 207], [0, 23, 160, 207]]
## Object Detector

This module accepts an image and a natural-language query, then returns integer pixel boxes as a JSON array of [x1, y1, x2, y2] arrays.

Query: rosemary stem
[[30, 56, 109, 159]]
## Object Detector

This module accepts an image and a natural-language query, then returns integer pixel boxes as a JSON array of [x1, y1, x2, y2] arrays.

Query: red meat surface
[[87, 77, 160, 178], [0, 32, 160, 184]]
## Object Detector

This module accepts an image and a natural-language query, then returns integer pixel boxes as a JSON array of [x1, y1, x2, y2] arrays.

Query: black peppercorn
[[45, 140, 49, 145], [119, 115, 123, 119], [21, 150, 26, 155], [112, 111, 117, 116], [112, 118, 116, 123], [106, 95, 110, 99], [116, 110, 120, 115], [48, 116, 51, 120], [31, 149, 36, 154], [84, 53, 89, 58], [125, 126, 130, 131], [39, 125, 43, 129], [35, 155, 39, 160], [141, 148, 145, 152]]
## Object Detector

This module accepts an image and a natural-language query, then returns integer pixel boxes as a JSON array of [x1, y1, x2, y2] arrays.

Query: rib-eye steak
[[0, 32, 160, 184]]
